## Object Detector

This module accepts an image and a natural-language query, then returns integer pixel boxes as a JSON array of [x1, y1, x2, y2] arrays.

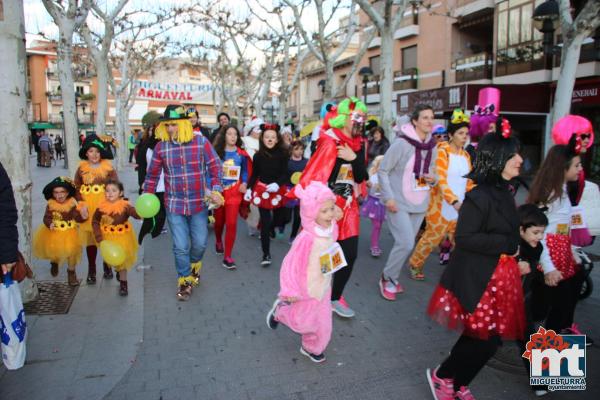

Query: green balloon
[[136, 193, 160, 218], [100, 240, 126, 266]]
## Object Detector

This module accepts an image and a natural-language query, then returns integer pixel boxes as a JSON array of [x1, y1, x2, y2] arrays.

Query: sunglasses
[[580, 134, 591, 140]]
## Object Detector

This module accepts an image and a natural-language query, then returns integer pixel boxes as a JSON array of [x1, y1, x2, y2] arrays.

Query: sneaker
[[439, 252, 450, 265], [177, 283, 193, 301], [261, 254, 272, 267], [561, 323, 594, 347], [190, 261, 203, 285], [454, 386, 475, 400], [332, 296, 355, 318], [370, 247, 382, 257], [533, 386, 548, 397], [119, 280, 128, 297], [300, 347, 326, 363], [379, 275, 399, 301], [222, 257, 237, 270], [215, 242, 224, 255], [426, 367, 455, 400], [266, 299, 280, 330]]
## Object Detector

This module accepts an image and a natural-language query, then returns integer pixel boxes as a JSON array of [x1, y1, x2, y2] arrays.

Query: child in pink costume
[[266, 181, 338, 363]]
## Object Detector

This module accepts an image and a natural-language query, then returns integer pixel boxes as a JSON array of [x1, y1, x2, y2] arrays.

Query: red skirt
[[251, 182, 287, 210], [546, 233, 579, 280], [427, 256, 526, 340]]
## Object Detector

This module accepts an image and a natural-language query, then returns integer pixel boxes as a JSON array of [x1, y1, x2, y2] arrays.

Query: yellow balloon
[[100, 240, 126, 266], [291, 172, 302, 185]]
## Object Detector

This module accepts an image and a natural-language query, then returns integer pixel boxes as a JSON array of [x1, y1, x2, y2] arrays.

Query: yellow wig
[[155, 119, 194, 143]]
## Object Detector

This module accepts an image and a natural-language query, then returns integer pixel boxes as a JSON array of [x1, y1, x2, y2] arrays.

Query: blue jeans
[[166, 209, 208, 277]]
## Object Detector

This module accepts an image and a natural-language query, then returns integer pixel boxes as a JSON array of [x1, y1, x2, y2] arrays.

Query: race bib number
[[556, 223, 569, 235], [320, 243, 348, 275], [223, 165, 241, 181], [336, 164, 354, 185], [412, 173, 430, 192]]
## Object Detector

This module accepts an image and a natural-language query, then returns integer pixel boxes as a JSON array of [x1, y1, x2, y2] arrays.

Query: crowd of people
[[2, 93, 598, 399]]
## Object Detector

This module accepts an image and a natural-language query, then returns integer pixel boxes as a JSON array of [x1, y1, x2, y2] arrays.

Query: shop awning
[[28, 122, 58, 129]]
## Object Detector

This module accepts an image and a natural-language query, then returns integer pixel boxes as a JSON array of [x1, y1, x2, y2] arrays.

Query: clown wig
[[155, 119, 194, 143], [551, 115, 594, 149], [329, 97, 368, 129]]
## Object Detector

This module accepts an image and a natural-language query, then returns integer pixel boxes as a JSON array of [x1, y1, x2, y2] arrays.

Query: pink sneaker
[[426, 367, 455, 400], [378, 275, 397, 301], [370, 247, 382, 257], [455, 386, 476, 400], [562, 323, 594, 346]]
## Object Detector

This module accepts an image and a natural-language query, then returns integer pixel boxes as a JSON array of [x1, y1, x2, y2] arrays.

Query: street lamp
[[318, 79, 326, 98], [532, 0, 560, 58], [358, 66, 373, 104]]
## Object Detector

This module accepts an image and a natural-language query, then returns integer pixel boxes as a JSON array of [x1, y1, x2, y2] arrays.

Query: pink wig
[[552, 115, 594, 149]]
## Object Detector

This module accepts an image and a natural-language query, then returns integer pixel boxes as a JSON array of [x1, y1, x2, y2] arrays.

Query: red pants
[[214, 188, 241, 259]]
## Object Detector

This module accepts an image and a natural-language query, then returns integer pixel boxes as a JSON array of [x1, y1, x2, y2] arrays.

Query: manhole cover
[[24, 281, 79, 315], [488, 341, 525, 375]]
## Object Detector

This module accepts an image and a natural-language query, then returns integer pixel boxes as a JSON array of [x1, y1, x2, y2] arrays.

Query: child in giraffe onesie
[[408, 109, 474, 280]]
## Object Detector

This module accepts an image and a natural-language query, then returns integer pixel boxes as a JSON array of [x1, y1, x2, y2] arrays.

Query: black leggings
[[544, 269, 584, 332], [259, 208, 287, 256], [290, 206, 301, 239], [331, 236, 358, 301], [437, 334, 501, 391]]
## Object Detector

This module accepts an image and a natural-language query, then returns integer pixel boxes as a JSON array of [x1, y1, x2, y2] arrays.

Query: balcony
[[47, 92, 62, 103], [393, 69, 418, 91], [453, 52, 493, 82], [313, 96, 346, 115], [496, 41, 545, 77]]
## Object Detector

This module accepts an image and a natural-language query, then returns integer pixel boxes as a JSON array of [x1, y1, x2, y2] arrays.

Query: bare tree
[[41, 0, 92, 177], [355, 0, 410, 135], [249, 2, 308, 126], [0, 0, 32, 260], [109, 32, 167, 170], [552, 0, 600, 124], [282, 0, 376, 102], [79, 0, 129, 137]]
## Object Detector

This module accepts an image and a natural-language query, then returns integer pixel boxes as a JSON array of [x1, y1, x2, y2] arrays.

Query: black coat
[[0, 162, 19, 265], [440, 182, 520, 313]]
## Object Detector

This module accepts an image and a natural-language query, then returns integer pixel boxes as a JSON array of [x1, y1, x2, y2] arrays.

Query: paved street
[[0, 156, 598, 400]]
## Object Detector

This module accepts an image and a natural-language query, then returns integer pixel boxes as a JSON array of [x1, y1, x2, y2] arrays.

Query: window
[[401, 45, 417, 73], [369, 56, 380, 76], [76, 86, 84, 95], [496, 0, 545, 76]]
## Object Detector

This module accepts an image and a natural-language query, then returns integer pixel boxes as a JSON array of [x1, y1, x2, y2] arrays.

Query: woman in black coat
[[0, 162, 19, 282], [425, 118, 526, 400]]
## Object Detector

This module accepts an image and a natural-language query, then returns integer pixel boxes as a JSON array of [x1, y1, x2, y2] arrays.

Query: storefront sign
[[134, 81, 214, 102], [572, 84, 599, 105], [397, 86, 464, 114]]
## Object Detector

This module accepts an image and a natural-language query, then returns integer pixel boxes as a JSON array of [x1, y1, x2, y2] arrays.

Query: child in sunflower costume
[[33, 177, 88, 286], [74, 134, 119, 284], [92, 180, 140, 296]]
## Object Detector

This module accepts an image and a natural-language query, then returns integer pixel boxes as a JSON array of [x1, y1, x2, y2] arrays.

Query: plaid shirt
[[144, 135, 222, 215]]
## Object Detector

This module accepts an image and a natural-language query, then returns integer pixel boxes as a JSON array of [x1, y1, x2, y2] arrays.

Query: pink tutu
[[360, 195, 385, 222]]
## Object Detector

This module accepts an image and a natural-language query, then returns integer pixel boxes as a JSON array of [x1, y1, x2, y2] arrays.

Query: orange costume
[[409, 141, 474, 274]]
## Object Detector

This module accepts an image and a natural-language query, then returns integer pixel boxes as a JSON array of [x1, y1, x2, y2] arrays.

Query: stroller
[[574, 247, 595, 300]]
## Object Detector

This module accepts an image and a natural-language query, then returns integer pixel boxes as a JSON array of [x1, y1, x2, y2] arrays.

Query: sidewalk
[[0, 155, 598, 400], [0, 156, 144, 400]]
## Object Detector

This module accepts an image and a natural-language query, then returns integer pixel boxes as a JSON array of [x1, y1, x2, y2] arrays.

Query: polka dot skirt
[[427, 256, 526, 340], [546, 233, 579, 280]]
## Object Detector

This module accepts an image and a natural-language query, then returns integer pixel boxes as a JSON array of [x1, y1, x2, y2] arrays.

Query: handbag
[[11, 251, 33, 283], [0, 274, 27, 369]]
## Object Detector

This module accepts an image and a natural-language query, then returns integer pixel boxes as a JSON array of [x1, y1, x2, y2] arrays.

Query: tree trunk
[[379, 29, 394, 138], [115, 94, 129, 170], [56, 30, 80, 177], [278, 91, 287, 127], [0, 0, 33, 261], [94, 59, 109, 136], [551, 33, 586, 125]]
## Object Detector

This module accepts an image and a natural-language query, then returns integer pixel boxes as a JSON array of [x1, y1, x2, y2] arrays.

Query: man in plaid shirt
[[145, 105, 223, 300]]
